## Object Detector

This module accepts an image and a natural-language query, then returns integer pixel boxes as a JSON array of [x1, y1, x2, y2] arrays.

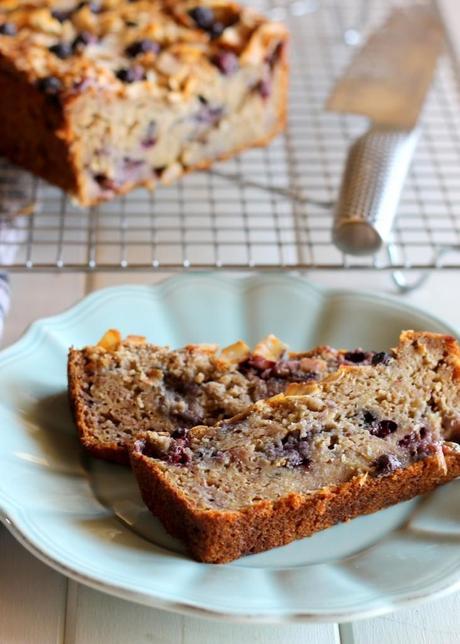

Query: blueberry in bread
[[130, 331, 460, 563], [0, 1, 288, 205], [69, 329, 367, 464]]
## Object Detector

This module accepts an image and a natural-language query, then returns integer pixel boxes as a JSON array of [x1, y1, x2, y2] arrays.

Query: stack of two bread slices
[[69, 330, 460, 563]]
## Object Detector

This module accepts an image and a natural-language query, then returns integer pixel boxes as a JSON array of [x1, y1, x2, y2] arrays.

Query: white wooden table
[[1, 269, 459, 644]]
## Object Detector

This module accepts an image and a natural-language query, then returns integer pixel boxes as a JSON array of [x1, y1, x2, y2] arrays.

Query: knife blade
[[326, 6, 444, 255]]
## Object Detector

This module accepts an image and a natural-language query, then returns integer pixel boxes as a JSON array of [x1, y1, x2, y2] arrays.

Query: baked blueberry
[[36, 76, 62, 95], [141, 121, 157, 148], [344, 350, 368, 363], [75, 1, 102, 12], [189, 7, 225, 37], [94, 174, 117, 190], [116, 66, 145, 83], [189, 6, 215, 30], [125, 39, 160, 58], [372, 352, 392, 366], [257, 78, 272, 99], [72, 31, 97, 52], [363, 410, 377, 426], [0, 22, 16, 36], [51, 10, 72, 23], [373, 454, 401, 475], [49, 42, 73, 60], [195, 104, 224, 125], [376, 419, 398, 437], [212, 52, 239, 75], [167, 438, 192, 465], [208, 22, 225, 38]]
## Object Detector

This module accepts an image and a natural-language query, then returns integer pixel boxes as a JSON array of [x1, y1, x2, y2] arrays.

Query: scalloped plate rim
[[2, 509, 460, 624]]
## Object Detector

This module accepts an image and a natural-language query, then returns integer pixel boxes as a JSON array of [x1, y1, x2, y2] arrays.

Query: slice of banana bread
[[69, 329, 372, 464], [130, 331, 460, 563], [0, 1, 288, 205]]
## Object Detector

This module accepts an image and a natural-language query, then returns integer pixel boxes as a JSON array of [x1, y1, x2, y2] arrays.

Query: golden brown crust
[[68, 347, 131, 464], [0, 1, 286, 91], [130, 442, 460, 563]]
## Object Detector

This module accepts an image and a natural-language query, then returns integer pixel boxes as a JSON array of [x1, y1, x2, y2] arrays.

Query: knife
[[326, 6, 444, 256]]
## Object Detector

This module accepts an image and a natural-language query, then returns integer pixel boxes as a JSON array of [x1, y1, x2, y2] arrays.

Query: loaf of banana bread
[[68, 329, 376, 464], [0, 1, 288, 205], [130, 331, 460, 563]]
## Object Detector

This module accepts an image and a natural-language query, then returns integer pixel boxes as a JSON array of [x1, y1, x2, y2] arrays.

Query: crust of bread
[[130, 443, 460, 563], [68, 347, 131, 465]]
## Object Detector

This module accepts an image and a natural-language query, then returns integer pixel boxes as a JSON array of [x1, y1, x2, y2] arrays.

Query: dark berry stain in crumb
[[242, 355, 276, 374], [362, 411, 398, 438], [257, 78, 272, 99], [265, 432, 311, 468], [76, 1, 102, 12], [189, 7, 215, 30], [142, 121, 157, 148], [399, 428, 434, 459], [239, 354, 317, 386], [49, 42, 73, 60], [116, 66, 145, 83], [94, 174, 117, 191], [212, 52, 239, 75], [51, 10, 72, 23], [374, 419, 398, 438], [36, 76, 62, 96], [344, 350, 368, 363], [189, 7, 225, 38], [196, 104, 224, 126], [208, 22, 225, 39], [123, 158, 145, 172], [363, 410, 377, 426], [171, 428, 189, 439], [125, 39, 160, 58], [88, 1, 103, 13], [167, 437, 192, 465], [266, 42, 284, 68], [371, 351, 392, 366], [373, 454, 401, 476], [0, 22, 17, 36], [398, 432, 414, 448], [72, 31, 97, 52]]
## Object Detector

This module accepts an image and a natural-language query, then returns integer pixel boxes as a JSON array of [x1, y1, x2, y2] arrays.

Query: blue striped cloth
[[0, 162, 36, 339], [0, 273, 9, 338]]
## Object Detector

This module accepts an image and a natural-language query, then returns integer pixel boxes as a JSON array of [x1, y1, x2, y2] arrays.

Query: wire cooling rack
[[1, 0, 460, 273]]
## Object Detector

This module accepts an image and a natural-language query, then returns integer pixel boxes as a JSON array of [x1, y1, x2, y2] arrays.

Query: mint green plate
[[0, 274, 459, 623]]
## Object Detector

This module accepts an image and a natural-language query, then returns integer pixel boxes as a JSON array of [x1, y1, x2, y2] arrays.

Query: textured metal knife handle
[[333, 127, 420, 255]]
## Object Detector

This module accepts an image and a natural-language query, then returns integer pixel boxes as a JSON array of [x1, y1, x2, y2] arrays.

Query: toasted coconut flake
[[253, 334, 287, 361], [221, 340, 250, 365], [97, 328, 122, 352], [125, 335, 147, 345], [285, 382, 317, 397]]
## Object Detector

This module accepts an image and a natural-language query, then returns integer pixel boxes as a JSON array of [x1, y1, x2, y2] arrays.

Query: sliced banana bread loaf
[[130, 331, 460, 563], [0, 0, 287, 205], [69, 329, 370, 464]]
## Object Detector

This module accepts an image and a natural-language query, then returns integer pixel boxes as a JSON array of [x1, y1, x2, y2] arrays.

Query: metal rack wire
[[1, 0, 460, 273]]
